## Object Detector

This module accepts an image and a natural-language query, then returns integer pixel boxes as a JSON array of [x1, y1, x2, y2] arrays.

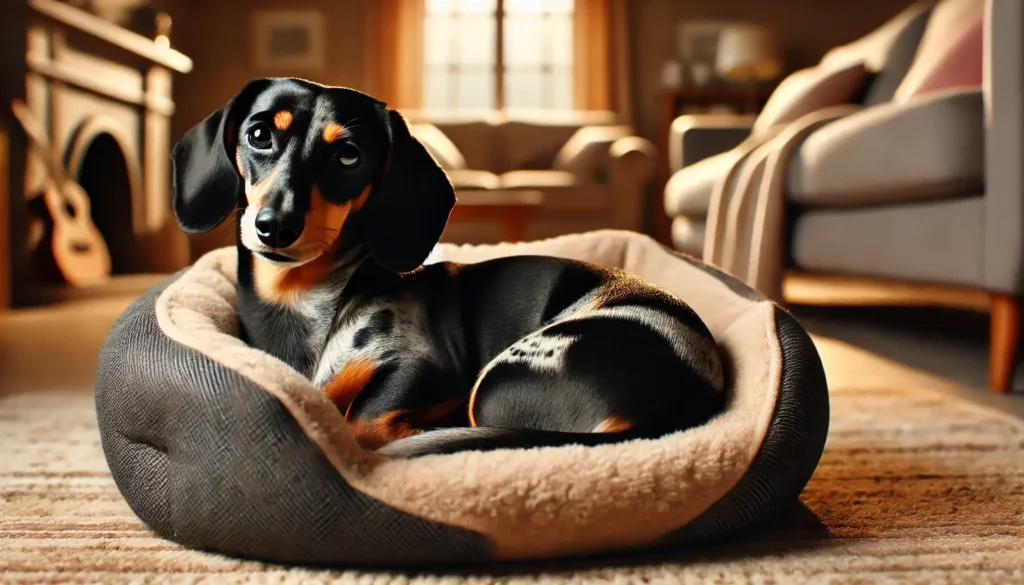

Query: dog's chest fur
[[236, 249, 453, 384]]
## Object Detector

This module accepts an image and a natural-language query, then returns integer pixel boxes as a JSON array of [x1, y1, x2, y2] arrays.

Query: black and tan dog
[[172, 78, 725, 457]]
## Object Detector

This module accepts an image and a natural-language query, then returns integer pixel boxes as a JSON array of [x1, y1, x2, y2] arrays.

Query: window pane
[[457, 0, 497, 13], [423, 66, 452, 110], [503, 15, 543, 66], [547, 14, 572, 66], [504, 0, 543, 14], [505, 67, 543, 110], [549, 67, 573, 110], [456, 15, 496, 65], [427, 0, 457, 14], [424, 15, 454, 65], [457, 68, 495, 110], [545, 0, 573, 14], [505, 0, 572, 14]]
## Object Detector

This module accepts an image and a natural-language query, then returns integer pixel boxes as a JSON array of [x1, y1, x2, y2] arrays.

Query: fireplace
[[73, 131, 137, 274], [1, 0, 193, 307]]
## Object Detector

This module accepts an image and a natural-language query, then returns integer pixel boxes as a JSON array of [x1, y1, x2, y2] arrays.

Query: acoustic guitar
[[10, 99, 111, 287]]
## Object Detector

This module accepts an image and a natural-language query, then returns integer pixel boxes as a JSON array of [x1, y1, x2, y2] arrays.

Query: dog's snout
[[255, 208, 304, 248]]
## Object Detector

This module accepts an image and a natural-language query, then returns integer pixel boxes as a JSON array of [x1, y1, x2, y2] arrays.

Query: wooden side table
[[448, 189, 544, 243]]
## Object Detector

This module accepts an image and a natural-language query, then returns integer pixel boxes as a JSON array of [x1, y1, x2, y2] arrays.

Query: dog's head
[[172, 78, 455, 273]]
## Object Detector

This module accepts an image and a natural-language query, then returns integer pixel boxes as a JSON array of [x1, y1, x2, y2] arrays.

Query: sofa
[[662, 0, 935, 257], [403, 110, 656, 243], [703, 0, 1023, 392]]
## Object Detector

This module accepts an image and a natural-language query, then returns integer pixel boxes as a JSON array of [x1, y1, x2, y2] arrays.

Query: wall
[[628, 0, 921, 141], [167, 0, 375, 141]]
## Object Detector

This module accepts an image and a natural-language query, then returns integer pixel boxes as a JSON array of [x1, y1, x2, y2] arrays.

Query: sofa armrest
[[552, 125, 634, 182], [788, 88, 984, 207], [669, 114, 756, 172], [607, 136, 657, 232], [984, 0, 1024, 294]]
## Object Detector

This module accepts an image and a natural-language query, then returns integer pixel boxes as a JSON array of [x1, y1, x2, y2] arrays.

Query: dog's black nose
[[254, 208, 304, 248]]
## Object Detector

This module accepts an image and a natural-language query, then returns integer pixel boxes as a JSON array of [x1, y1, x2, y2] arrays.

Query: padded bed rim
[[665, 251, 829, 544], [96, 230, 829, 565]]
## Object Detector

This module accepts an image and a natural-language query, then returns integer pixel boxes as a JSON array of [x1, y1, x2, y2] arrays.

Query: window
[[423, 0, 574, 112]]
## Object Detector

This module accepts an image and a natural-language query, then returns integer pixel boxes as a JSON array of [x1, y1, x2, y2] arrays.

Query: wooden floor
[[0, 277, 160, 396], [783, 272, 992, 313]]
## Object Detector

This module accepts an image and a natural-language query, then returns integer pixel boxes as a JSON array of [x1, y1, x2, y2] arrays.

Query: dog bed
[[94, 229, 828, 567]]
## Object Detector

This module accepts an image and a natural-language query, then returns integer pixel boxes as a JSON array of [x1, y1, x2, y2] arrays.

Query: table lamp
[[715, 24, 783, 83]]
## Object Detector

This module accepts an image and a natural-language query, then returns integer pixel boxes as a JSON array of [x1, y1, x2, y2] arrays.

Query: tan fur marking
[[250, 187, 354, 305], [347, 396, 467, 450], [352, 184, 372, 212], [324, 358, 376, 412], [274, 110, 293, 131], [235, 149, 245, 179], [323, 121, 345, 144], [592, 416, 633, 433]]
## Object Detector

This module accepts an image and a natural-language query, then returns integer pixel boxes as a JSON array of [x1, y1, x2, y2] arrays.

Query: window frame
[[423, 0, 573, 112]]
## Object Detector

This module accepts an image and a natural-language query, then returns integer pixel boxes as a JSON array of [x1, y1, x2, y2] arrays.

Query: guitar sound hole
[[64, 202, 77, 218], [72, 241, 92, 253]]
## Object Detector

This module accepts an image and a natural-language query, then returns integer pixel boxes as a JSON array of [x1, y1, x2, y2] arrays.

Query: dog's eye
[[337, 144, 361, 168], [247, 123, 273, 150]]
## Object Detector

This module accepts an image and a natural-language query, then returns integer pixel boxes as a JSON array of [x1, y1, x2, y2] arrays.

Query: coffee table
[[448, 189, 544, 243]]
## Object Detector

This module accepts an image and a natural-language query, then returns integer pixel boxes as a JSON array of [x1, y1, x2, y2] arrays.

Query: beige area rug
[[2, 335, 1023, 584]]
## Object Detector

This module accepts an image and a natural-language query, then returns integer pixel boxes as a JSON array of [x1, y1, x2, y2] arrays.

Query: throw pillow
[[899, 11, 984, 99], [751, 62, 870, 135]]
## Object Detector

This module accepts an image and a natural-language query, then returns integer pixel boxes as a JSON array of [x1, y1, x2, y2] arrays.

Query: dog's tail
[[376, 426, 641, 458]]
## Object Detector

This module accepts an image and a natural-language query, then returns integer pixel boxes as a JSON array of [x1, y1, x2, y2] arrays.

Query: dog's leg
[[467, 306, 725, 437]]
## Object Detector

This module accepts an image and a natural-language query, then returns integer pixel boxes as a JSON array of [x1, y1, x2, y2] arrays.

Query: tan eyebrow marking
[[323, 121, 345, 144], [274, 110, 293, 131]]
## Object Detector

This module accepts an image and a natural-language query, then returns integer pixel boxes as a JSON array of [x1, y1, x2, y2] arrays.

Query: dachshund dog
[[171, 78, 725, 457]]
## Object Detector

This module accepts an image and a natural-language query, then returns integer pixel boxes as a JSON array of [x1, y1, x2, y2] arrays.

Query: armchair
[[662, 0, 934, 257], [713, 0, 1022, 391]]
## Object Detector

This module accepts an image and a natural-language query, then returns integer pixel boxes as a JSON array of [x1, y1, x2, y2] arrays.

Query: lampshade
[[715, 25, 783, 82]]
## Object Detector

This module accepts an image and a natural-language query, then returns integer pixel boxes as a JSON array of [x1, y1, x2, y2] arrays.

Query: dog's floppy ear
[[171, 79, 271, 234], [359, 109, 456, 273]]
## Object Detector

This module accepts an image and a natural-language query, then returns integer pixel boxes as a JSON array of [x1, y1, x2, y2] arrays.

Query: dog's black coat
[[171, 77, 726, 457]]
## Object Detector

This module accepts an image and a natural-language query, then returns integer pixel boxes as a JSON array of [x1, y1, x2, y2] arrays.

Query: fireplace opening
[[75, 133, 136, 275]]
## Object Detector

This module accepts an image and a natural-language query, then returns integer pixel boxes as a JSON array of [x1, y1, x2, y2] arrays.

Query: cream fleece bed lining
[[151, 229, 781, 560]]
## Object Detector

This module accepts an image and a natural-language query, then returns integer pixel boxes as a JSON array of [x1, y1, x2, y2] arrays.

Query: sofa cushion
[[426, 120, 501, 172], [751, 62, 870, 135], [496, 170, 610, 215], [446, 169, 501, 190], [791, 196, 984, 288], [553, 126, 633, 183], [787, 88, 983, 206], [499, 121, 583, 172], [664, 151, 738, 217], [409, 123, 468, 170], [499, 169, 578, 190]]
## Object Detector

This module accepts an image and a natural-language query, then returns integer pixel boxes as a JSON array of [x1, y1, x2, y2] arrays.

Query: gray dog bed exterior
[[94, 229, 828, 567]]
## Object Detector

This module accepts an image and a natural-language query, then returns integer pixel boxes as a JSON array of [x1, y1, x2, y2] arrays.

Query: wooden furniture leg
[[989, 294, 1020, 393]]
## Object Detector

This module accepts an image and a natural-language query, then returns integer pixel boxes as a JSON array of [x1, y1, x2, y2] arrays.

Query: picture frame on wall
[[252, 9, 324, 71]]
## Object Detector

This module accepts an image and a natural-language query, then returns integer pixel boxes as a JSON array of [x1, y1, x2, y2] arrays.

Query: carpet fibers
[[1, 336, 1023, 584]]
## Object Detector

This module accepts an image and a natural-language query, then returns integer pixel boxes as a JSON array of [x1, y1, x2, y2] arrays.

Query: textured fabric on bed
[[95, 275, 489, 566], [96, 229, 829, 565]]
